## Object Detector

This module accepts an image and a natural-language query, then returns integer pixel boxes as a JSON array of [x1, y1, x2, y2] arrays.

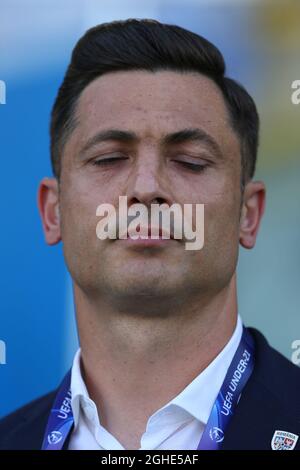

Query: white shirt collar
[[168, 314, 242, 424], [70, 315, 242, 431]]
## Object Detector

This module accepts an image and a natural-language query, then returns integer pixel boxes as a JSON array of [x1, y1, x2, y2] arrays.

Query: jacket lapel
[[222, 328, 300, 450]]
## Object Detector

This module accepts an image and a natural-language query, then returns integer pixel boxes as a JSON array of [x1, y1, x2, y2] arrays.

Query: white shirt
[[68, 315, 243, 450]]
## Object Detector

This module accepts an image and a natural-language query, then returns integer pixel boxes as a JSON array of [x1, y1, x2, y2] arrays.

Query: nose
[[125, 155, 172, 208]]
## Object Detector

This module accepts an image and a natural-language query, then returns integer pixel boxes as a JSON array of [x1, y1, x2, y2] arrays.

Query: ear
[[239, 180, 266, 249], [37, 177, 61, 245]]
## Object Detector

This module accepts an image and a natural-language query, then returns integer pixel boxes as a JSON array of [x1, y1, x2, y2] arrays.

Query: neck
[[74, 274, 238, 449]]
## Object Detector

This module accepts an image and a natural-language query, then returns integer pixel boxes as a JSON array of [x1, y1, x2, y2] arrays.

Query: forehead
[[74, 70, 236, 146]]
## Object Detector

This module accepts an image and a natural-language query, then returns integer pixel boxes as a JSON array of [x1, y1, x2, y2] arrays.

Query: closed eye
[[92, 155, 129, 166], [173, 160, 208, 173]]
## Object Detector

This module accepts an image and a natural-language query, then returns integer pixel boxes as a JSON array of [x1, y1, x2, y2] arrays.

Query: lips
[[123, 225, 174, 240]]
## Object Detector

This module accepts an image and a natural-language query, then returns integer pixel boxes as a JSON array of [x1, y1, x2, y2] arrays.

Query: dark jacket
[[1, 328, 300, 450]]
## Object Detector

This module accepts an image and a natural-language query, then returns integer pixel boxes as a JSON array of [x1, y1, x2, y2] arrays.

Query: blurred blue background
[[0, 0, 299, 418]]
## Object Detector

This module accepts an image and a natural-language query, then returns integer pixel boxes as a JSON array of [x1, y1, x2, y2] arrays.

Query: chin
[[110, 270, 191, 306]]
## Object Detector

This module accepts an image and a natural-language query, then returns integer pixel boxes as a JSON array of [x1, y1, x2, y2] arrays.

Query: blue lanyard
[[197, 327, 254, 449], [42, 370, 73, 450], [42, 327, 254, 450]]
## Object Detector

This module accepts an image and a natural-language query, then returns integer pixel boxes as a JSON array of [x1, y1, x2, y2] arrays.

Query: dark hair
[[50, 18, 259, 187]]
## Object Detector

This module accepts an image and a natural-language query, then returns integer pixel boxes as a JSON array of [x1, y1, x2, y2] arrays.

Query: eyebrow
[[162, 128, 223, 159], [79, 127, 223, 159]]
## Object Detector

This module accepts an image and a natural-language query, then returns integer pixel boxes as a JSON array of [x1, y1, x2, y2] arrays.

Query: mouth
[[116, 225, 177, 247]]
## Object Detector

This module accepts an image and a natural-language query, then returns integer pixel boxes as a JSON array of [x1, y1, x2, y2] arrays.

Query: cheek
[[59, 192, 102, 286], [59, 167, 128, 256], [204, 194, 241, 257], [61, 172, 111, 220], [59, 186, 99, 250]]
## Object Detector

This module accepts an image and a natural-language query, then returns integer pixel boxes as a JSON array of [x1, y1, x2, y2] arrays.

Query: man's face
[[58, 70, 243, 310]]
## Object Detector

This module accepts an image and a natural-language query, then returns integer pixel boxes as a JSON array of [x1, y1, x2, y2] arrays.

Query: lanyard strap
[[42, 327, 254, 450], [197, 327, 254, 449], [42, 370, 73, 450]]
